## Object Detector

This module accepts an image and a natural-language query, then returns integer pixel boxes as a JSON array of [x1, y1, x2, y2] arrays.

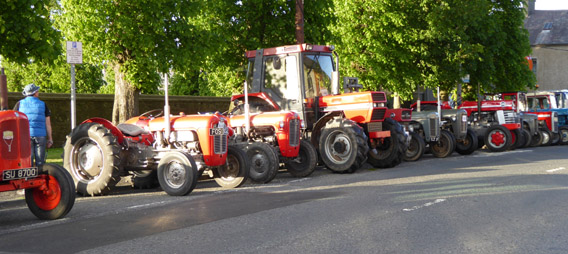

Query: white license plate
[[2, 167, 39, 181], [209, 127, 225, 136]]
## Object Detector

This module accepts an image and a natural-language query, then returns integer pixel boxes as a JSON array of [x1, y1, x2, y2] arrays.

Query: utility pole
[[295, 0, 304, 44]]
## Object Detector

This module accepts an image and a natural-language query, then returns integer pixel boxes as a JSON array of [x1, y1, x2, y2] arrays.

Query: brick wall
[[7, 92, 230, 147]]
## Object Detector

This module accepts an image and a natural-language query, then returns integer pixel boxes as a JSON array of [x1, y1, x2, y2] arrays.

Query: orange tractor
[[0, 68, 75, 219], [63, 84, 249, 196], [236, 44, 407, 173]]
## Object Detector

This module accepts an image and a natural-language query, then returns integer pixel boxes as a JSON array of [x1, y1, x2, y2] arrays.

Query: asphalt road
[[1, 146, 567, 254]]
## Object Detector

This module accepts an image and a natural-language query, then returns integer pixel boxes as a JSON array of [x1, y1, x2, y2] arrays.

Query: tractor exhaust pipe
[[0, 68, 8, 110], [164, 74, 171, 147]]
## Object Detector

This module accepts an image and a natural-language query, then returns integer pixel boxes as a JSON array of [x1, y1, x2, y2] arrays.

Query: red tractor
[[0, 68, 75, 219], [63, 86, 249, 196], [238, 44, 407, 173], [223, 94, 317, 183], [459, 99, 522, 152]]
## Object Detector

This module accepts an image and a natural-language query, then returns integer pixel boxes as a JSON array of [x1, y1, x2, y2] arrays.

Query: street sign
[[66, 41, 83, 64]]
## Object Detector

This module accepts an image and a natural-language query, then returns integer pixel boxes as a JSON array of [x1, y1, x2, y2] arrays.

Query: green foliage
[[0, 0, 61, 64]]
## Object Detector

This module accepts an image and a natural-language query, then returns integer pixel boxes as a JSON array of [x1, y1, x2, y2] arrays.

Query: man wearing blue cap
[[14, 84, 53, 167]]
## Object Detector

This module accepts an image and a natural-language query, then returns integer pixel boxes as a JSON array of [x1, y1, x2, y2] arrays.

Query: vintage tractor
[[239, 44, 407, 173], [223, 94, 317, 183], [402, 110, 441, 161], [0, 68, 75, 219], [499, 92, 548, 147], [458, 98, 522, 152], [63, 85, 249, 196], [527, 91, 568, 145]]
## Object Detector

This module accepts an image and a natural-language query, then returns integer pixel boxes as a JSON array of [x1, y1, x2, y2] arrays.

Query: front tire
[[559, 126, 568, 145], [213, 145, 249, 188], [431, 130, 456, 158], [285, 139, 317, 177], [157, 152, 198, 196], [540, 128, 553, 146], [246, 142, 279, 183], [484, 125, 512, 152], [403, 131, 425, 162], [63, 123, 121, 196], [319, 118, 368, 173], [520, 128, 532, 148], [26, 164, 76, 220], [455, 128, 478, 155], [366, 118, 405, 168]]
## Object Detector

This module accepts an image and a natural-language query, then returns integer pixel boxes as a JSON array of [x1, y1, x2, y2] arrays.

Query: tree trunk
[[112, 63, 139, 125]]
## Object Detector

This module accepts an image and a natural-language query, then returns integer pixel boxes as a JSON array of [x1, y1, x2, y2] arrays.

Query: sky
[[535, 0, 568, 10]]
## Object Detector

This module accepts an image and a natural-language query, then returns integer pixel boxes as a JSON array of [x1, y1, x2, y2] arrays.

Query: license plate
[[209, 127, 225, 136], [2, 167, 39, 181]]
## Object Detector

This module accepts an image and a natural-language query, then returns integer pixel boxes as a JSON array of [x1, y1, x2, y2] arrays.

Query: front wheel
[[63, 123, 121, 196], [530, 130, 543, 147], [157, 152, 198, 196], [403, 131, 425, 162], [484, 125, 512, 152], [510, 128, 523, 150], [213, 145, 249, 188], [285, 139, 317, 177], [26, 164, 76, 220], [520, 128, 532, 148], [455, 128, 478, 155], [559, 127, 568, 145], [430, 130, 456, 158], [319, 118, 368, 173], [540, 128, 553, 146], [246, 142, 279, 183]]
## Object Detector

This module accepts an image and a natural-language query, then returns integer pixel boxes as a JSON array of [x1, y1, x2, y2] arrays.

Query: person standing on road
[[14, 83, 53, 167]]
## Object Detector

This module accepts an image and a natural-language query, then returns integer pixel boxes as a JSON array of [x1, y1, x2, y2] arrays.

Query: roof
[[525, 10, 568, 46]]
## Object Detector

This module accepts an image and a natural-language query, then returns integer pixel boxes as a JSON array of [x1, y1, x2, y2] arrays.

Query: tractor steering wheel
[[139, 109, 164, 120]]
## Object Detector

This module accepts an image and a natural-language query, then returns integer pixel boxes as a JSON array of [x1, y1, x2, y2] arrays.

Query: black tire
[[540, 128, 553, 146], [510, 128, 523, 150], [319, 118, 369, 173], [132, 170, 159, 189], [26, 164, 76, 220], [63, 123, 121, 196], [456, 128, 478, 155], [285, 139, 318, 177], [530, 130, 543, 147], [431, 130, 456, 158], [403, 131, 425, 162], [520, 128, 532, 148], [157, 152, 198, 196], [367, 118, 405, 168], [559, 127, 568, 145], [484, 125, 512, 152], [246, 142, 279, 183], [214, 145, 249, 188], [550, 132, 560, 145]]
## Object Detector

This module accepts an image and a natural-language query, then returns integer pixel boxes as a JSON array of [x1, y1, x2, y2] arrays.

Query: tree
[[59, 0, 215, 123], [0, 0, 61, 65]]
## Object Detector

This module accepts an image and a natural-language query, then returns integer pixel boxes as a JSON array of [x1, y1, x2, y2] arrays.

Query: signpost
[[66, 41, 82, 130]]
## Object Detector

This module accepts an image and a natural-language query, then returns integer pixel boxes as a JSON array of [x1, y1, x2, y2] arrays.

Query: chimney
[[528, 0, 536, 16]]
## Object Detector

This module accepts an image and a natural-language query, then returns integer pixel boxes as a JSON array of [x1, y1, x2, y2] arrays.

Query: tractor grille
[[372, 92, 386, 102], [371, 108, 387, 121], [504, 110, 517, 124], [368, 122, 383, 132], [214, 134, 227, 154], [429, 118, 439, 140], [289, 119, 300, 147], [552, 112, 558, 133], [458, 111, 468, 135]]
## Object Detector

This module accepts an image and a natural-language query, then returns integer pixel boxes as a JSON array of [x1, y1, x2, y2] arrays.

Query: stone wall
[[7, 92, 230, 147]]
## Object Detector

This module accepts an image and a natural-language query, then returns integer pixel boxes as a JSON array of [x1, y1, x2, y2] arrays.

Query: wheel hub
[[489, 130, 506, 147], [165, 162, 185, 188], [329, 135, 351, 160], [75, 142, 104, 180]]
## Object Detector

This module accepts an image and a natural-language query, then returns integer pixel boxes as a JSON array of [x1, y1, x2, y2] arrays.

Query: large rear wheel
[[319, 118, 368, 173], [157, 152, 198, 196], [213, 145, 249, 188], [431, 130, 456, 158], [367, 118, 405, 168], [455, 128, 478, 155], [403, 131, 425, 162], [246, 142, 279, 183], [484, 125, 512, 152], [63, 123, 121, 196], [25, 164, 76, 220], [285, 139, 317, 177]]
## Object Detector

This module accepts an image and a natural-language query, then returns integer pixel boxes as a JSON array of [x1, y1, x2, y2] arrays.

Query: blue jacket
[[19, 96, 47, 137]]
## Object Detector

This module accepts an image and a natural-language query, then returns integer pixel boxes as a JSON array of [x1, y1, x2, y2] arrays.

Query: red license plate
[[2, 167, 39, 181]]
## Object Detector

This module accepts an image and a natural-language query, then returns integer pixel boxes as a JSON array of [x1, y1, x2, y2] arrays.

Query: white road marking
[[546, 167, 566, 173], [403, 199, 446, 212], [472, 150, 531, 157], [289, 178, 310, 183]]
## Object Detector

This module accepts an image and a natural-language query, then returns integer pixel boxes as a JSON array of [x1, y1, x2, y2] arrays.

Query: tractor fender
[[310, 111, 344, 148], [82, 117, 126, 145]]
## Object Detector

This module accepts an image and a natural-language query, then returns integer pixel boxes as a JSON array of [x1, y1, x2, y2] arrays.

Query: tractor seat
[[117, 123, 149, 136]]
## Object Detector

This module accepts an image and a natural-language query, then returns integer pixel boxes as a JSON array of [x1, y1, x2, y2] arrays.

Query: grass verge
[[47, 147, 64, 166]]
